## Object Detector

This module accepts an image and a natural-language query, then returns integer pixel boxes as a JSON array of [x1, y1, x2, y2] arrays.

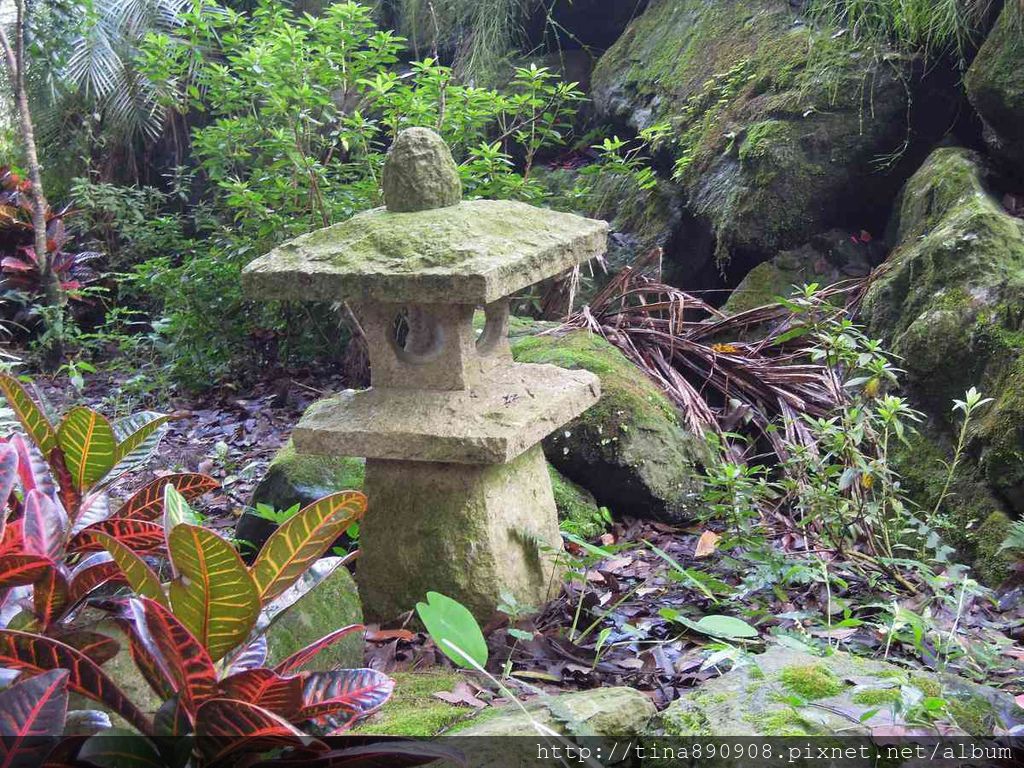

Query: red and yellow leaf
[[0, 441, 17, 511], [53, 630, 120, 666], [272, 624, 364, 676], [92, 531, 167, 606], [195, 699, 324, 765], [0, 554, 52, 590], [67, 553, 127, 607], [0, 374, 57, 456], [68, 519, 164, 554], [32, 565, 69, 630], [0, 629, 152, 735], [218, 669, 304, 719], [132, 597, 218, 715], [298, 669, 394, 720], [21, 489, 67, 560], [112, 473, 218, 522], [250, 491, 366, 604], [168, 524, 260, 662], [56, 406, 117, 492], [0, 669, 68, 768]]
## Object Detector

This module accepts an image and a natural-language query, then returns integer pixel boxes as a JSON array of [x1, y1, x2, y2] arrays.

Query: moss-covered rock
[[647, 645, 1020, 741], [251, 438, 365, 512], [454, 686, 655, 736], [263, 560, 364, 672], [512, 329, 707, 522], [591, 0, 950, 273], [966, 3, 1024, 177], [861, 147, 1024, 576], [723, 229, 887, 314], [549, 464, 610, 539]]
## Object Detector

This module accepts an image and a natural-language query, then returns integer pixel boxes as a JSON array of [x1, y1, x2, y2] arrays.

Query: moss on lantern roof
[[241, 199, 607, 305]]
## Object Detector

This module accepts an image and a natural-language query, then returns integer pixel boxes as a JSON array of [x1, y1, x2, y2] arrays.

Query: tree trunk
[[0, 1, 64, 365]]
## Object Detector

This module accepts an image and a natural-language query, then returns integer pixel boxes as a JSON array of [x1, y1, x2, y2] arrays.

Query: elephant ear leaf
[[168, 524, 260, 662], [57, 407, 117, 492], [0, 668, 69, 766], [250, 491, 366, 604], [0, 373, 57, 455]]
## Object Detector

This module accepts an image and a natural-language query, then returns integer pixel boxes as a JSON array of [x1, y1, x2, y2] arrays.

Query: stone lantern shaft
[[242, 128, 606, 621]]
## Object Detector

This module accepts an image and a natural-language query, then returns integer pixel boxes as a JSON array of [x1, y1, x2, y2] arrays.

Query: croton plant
[[0, 374, 449, 767]]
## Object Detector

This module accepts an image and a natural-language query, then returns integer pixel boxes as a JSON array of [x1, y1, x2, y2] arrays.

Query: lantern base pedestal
[[356, 444, 564, 623]]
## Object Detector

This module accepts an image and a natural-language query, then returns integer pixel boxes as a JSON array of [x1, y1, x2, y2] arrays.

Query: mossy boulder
[[648, 645, 1020, 742], [591, 0, 950, 276], [512, 329, 708, 522], [251, 438, 366, 512], [263, 560, 364, 672], [861, 147, 1024, 572], [966, 3, 1024, 177], [549, 464, 609, 539], [723, 229, 887, 314]]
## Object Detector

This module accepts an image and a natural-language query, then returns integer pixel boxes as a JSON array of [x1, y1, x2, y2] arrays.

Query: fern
[[998, 519, 1024, 555]]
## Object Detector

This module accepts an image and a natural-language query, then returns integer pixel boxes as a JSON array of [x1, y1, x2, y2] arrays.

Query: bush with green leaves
[[120, 0, 584, 385]]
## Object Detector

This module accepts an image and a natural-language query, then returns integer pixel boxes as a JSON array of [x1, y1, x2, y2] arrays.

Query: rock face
[[263, 560, 364, 672], [591, 0, 948, 281], [966, 3, 1024, 177], [861, 147, 1024, 580], [652, 645, 1020, 738], [512, 330, 707, 522]]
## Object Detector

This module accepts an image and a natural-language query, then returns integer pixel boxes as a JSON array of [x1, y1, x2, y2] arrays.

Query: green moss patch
[[350, 671, 480, 736], [779, 664, 846, 700]]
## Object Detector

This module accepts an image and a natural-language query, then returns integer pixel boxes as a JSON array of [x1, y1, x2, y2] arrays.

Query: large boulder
[[966, 2, 1024, 176], [591, 0, 951, 282], [861, 147, 1024, 581], [650, 645, 1021, 739], [512, 329, 707, 522]]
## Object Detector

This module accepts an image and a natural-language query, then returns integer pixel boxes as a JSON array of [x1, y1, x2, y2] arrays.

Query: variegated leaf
[[56, 407, 117, 492], [0, 374, 57, 455], [168, 525, 260, 662], [251, 491, 366, 604]]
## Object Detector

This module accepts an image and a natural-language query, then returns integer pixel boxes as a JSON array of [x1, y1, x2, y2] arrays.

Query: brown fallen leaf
[[366, 628, 416, 642], [694, 530, 721, 558], [432, 682, 487, 709]]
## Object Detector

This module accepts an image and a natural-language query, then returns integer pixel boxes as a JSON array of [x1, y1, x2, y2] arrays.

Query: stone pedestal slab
[[358, 444, 564, 622]]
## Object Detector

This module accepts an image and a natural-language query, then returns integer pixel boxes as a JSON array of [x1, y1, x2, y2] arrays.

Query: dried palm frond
[[550, 249, 866, 462]]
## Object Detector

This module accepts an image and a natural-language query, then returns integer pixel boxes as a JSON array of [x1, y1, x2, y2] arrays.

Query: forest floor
[[31, 363, 1024, 711]]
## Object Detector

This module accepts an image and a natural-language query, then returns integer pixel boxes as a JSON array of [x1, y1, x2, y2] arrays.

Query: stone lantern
[[242, 128, 606, 621]]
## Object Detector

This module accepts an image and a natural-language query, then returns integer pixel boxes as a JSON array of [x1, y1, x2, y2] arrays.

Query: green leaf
[[93, 531, 168, 606], [162, 485, 199, 559], [415, 591, 487, 670], [57, 407, 117, 491], [672, 614, 759, 640], [0, 373, 57, 455], [168, 524, 260, 661]]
